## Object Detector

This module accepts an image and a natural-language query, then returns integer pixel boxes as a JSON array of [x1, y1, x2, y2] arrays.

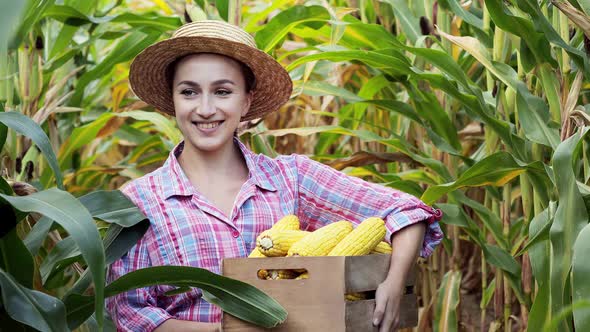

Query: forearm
[[154, 319, 221, 332], [385, 222, 426, 287]]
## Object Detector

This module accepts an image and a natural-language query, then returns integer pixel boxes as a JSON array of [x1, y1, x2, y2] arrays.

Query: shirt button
[[232, 230, 240, 238]]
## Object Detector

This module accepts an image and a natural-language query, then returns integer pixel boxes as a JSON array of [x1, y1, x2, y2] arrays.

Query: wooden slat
[[345, 294, 418, 331], [344, 254, 415, 292]]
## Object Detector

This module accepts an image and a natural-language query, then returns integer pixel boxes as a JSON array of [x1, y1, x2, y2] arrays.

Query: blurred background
[[1, 0, 589, 331]]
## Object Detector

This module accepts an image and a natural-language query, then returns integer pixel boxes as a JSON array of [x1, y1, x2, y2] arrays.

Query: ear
[[242, 91, 253, 117]]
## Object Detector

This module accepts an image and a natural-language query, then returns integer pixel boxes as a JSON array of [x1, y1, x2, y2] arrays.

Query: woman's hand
[[372, 222, 426, 332], [373, 277, 404, 331]]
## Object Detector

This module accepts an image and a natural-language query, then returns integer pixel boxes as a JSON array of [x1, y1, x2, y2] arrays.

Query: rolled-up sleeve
[[106, 235, 172, 332], [293, 154, 443, 257]]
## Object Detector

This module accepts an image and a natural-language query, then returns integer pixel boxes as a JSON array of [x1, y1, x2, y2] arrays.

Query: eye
[[216, 89, 232, 96], [180, 89, 197, 97]]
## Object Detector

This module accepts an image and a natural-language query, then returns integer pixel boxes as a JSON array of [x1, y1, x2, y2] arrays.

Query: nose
[[195, 93, 216, 118]]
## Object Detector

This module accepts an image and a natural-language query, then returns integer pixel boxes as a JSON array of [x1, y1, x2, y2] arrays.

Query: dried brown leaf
[[324, 151, 420, 170]]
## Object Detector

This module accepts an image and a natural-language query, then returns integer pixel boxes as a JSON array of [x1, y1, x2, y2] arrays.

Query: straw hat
[[129, 20, 292, 121]]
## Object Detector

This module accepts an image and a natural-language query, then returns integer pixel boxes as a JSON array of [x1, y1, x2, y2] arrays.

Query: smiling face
[[171, 53, 252, 155]]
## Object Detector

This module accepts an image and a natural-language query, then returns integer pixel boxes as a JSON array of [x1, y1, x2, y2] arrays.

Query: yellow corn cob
[[249, 249, 268, 279], [266, 269, 299, 280], [249, 216, 299, 258], [295, 272, 309, 280], [257, 230, 310, 257], [288, 221, 353, 256], [248, 248, 266, 258], [371, 241, 393, 254], [257, 269, 269, 280], [328, 217, 386, 256], [345, 292, 367, 301], [272, 214, 300, 231]]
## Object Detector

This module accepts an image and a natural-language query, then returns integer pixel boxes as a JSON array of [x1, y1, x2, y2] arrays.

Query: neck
[[177, 138, 248, 183]]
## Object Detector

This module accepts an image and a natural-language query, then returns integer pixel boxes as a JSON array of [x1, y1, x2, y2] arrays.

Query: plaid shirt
[[106, 139, 443, 331]]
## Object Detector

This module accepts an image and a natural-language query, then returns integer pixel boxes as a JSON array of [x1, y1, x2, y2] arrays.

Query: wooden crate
[[221, 254, 417, 331]]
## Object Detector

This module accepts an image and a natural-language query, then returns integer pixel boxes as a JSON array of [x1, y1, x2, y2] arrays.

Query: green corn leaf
[[62, 190, 148, 300], [483, 0, 556, 67], [482, 244, 521, 277], [117, 110, 182, 144], [354, 100, 422, 123], [438, 0, 484, 31], [422, 152, 547, 205], [0, 103, 7, 153], [407, 86, 462, 152], [350, 74, 391, 129], [0, 1, 27, 48], [338, 22, 402, 50], [55, 112, 115, 170], [66, 266, 287, 329], [286, 49, 413, 77], [528, 204, 554, 331], [78, 190, 146, 227], [255, 5, 330, 52], [40, 237, 81, 285], [436, 30, 560, 148], [112, 12, 181, 31], [516, 209, 552, 257], [215, 0, 229, 21], [70, 29, 160, 106], [42, 4, 106, 25], [516, 0, 590, 76], [44, 5, 181, 30], [63, 293, 95, 329], [0, 188, 106, 329], [434, 270, 461, 332], [46, 1, 96, 59], [382, 0, 420, 44], [438, 203, 469, 227], [9, 0, 54, 49], [297, 80, 363, 102], [23, 216, 53, 256], [577, 0, 590, 16], [573, 224, 590, 330], [0, 112, 64, 189], [481, 278, 496, 308], [400, 45, 527, 157], [0, 268, 68, 332], [550, 128, 590, 331], [0, 228, 34, 288], [544, 300, 590, 332], [63, 220, 150, 310]]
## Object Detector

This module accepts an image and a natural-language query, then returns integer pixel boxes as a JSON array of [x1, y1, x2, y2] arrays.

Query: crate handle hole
[[256, 269, 308, 280], [345, 290, 375, 301]]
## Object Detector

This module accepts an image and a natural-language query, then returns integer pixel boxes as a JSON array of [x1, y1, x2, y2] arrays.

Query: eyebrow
[[176, 79, 236, 87]]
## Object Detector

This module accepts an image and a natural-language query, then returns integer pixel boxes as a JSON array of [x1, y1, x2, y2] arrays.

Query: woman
[[106, 20, 443, 332]]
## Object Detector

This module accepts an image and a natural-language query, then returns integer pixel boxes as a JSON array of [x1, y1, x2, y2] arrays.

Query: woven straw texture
[[129, 20, 292, 121]]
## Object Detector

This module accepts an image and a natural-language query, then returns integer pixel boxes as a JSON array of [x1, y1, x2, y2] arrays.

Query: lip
[[191, 120, 224, 134]]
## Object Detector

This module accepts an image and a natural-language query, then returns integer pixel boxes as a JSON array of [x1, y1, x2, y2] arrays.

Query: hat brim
[[129, 36, 293, 121]]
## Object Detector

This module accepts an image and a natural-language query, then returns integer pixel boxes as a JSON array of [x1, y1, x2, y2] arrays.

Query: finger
[[378, 306, 394, 332], [373, 289, 387, 326]]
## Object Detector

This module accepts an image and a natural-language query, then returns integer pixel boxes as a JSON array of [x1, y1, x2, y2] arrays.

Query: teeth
[[195, 121, 221, 129]]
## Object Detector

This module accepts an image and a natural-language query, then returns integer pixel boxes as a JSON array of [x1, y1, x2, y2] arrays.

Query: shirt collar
[[162, 138, 276, 199], [235, 137, 277, 192]]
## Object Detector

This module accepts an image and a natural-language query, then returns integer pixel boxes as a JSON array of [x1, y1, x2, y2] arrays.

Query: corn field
[[1, 0, 589, 331]]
